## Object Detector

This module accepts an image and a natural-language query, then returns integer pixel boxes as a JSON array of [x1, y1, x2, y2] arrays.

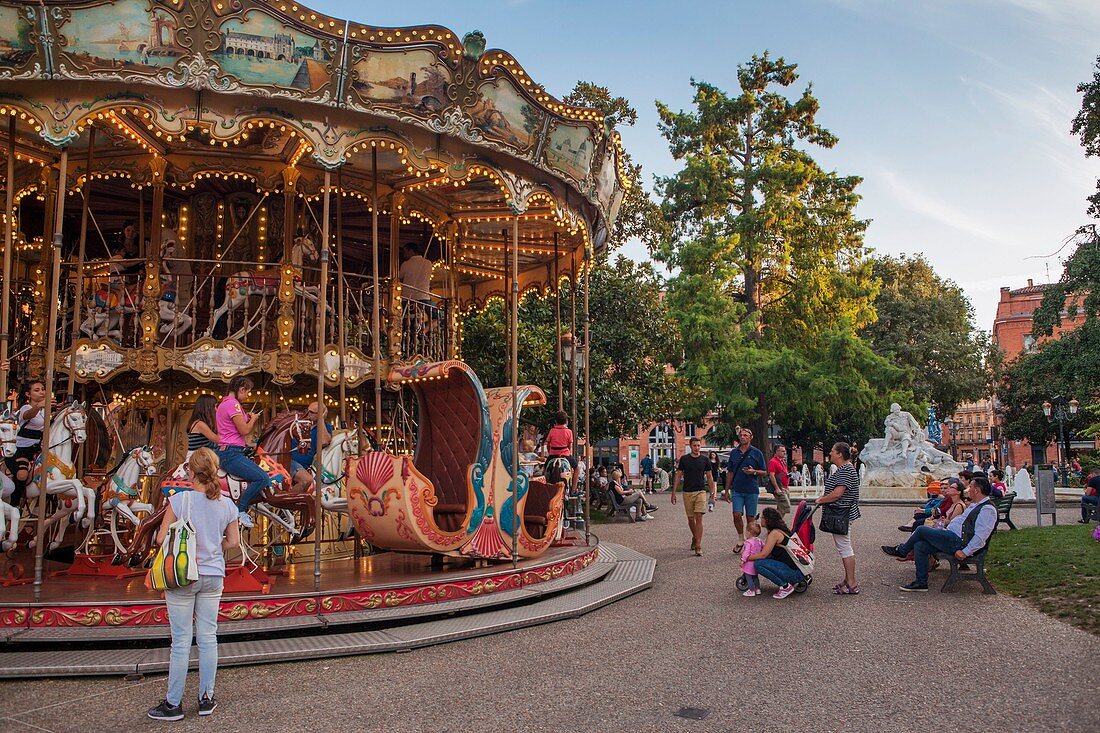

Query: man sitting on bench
[[881, 474, 998, 592]]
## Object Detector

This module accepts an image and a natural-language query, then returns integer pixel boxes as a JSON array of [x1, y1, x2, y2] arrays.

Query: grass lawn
[[986, 523, 1100, 635]]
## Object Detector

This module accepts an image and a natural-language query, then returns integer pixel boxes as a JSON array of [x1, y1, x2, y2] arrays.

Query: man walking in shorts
[[726, 428, 766, 553], [671, 437, 715, 556]]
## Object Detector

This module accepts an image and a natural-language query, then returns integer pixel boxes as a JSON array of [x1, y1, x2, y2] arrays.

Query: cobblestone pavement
[[1, 495, 1097, 733]]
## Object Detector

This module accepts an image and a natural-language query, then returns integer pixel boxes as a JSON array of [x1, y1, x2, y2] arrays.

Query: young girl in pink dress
[[740, 520, 765, 597]]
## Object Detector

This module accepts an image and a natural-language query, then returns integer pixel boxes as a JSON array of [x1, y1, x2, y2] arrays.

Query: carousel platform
[[0, 541, 655, 678]]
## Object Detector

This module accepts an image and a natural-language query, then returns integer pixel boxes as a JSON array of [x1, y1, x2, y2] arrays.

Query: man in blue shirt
[[725, 427, 766, 552], [290, 402, 332, 493], [882, 474, 999, 591], [640, 454, 655, 493]]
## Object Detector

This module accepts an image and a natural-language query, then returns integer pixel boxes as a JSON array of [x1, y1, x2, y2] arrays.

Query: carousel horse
[[205, 233, 321, 340], [0, 412, 21, 550], [24, 401, 98, 551], [316, 428, 360, 515], [116, 413, 314, 568], [79, 271, 190, 339], [95, 445, 158, 557]]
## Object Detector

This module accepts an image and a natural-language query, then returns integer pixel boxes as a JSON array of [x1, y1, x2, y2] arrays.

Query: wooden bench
[[933, 539, 997, 595], [992, 491, 1017, 531]]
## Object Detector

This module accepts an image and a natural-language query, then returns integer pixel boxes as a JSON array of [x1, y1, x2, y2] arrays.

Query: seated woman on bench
[[609, 469, 655, 522]]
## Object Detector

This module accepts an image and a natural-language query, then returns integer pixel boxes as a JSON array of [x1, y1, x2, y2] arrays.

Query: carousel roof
[[0, 0, 629, 307]]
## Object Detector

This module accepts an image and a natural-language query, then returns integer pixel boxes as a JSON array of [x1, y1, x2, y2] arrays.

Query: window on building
[[649, 424, 675, 464]]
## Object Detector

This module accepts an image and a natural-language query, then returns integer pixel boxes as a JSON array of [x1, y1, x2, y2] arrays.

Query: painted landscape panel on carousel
[[58, 0, 185, 72], [546, 124, 594, 183], [0, 5, 34, 70], [470, 80, 540, 151], [349, 48, 451, 116], [214, 10, 332, 92]]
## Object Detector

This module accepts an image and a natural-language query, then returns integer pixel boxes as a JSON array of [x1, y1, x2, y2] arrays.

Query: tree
[[1033, 225, 1100, 335], [461, 256, 691, 441], [860, 254, 990, 417], [652, 54, 891, 450], [1071, 55, 1100, 217], [563, 82, 662, 249]]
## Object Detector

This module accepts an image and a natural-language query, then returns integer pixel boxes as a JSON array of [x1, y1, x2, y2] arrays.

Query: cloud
[[877, 169, 1006, 243]]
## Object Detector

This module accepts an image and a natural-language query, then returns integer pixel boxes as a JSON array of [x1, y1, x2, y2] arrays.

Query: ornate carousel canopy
[[0, 0, 629, 310]]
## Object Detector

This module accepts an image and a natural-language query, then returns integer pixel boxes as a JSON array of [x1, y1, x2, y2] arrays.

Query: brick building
[[986, 279, 1094, 467]]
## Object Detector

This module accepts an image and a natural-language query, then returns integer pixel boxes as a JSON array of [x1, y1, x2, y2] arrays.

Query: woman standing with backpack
[[148, 448, 240, 721]]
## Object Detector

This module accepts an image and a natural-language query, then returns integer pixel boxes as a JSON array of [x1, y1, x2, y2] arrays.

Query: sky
[[316, 0, 1100, 331]]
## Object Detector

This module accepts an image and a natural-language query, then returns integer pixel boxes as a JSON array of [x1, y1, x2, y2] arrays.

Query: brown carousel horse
[[115, 411, 317, 568]]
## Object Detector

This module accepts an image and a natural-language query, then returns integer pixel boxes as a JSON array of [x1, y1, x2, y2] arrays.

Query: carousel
[[0, 0, 640, 670]]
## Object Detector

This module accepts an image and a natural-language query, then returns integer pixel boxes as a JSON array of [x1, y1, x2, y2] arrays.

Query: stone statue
[[883, 403, 924, 470], [1014, 468, 1034, 501], [859, 404, 966, 487]]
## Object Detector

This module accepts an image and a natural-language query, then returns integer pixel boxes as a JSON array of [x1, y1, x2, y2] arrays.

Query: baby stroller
[[736, 500, 817, 593]]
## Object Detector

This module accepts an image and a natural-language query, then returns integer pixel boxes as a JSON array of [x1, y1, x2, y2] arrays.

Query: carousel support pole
[[138, 156, 166, 382], [553, 232, 562, 412], [33, 147, 69, 601], [371, 149, 382, 440], [510, 216, 519, 567], [313, 171, 332, 594], [569, 263, 578, 493], [27, 166, 58, 380], [67, 127, 96, 397], [582, 246, 592, 547], [387, 192, 404, 361], [0, 116, 16, 405], [335, 171, 347, 425], [445, 219, 459, 360], [275, 166, 301, 385]]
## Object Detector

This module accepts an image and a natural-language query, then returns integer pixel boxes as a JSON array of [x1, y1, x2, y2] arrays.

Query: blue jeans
[[165, 575, 224, 706], [217, 445, 273, 512], [1082, 496, 1098, 521], [755, 558, 804, 588], [898, 525, 962, 585]]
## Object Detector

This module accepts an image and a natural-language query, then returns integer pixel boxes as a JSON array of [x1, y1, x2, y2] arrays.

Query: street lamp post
[[944, 418, 957, 460], [1042, 396, 1079, 488]]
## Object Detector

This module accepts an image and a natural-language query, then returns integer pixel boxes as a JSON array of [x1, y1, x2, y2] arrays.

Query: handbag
[[819, 502, 851, 535], [145, 492, 199, 591]]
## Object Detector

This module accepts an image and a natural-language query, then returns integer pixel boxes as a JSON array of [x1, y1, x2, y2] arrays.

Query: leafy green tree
[[860, 254, 990, 417], [652, 54, 891, 449], [461, 256, 691, 441], [1071, 55, 1100, 217]]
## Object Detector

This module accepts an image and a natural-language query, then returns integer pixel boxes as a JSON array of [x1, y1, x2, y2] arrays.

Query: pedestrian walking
[[726, 427, 766, 553], [641, 453, 655, 493], [148, 448, 240, 721], [816, 441, 861, 595], [767, 445, 792, 517], [671, 437, 715, 555]]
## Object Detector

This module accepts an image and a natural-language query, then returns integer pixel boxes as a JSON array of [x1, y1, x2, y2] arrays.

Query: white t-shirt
[[15, 404, 44, 449], [168, 491, 238, 577], [400, 255, 433, 301]]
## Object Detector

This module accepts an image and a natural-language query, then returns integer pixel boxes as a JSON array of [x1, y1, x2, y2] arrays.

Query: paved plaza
[[1, 497, 1097, 733]]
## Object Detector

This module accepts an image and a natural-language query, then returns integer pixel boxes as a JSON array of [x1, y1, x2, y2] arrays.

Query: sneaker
[[773, 584, 796, 599], [647, 505, 659, 512], [198, 695, 217, 716], [742, 588, 758, 597], [898, 525, 915, 533], [881, 545, 906, 558], [148, 700, 184, 722], [707, 502, 715, 512], [641, 513, 654, 520], [237, 511, 254, 528], [636, 514, 648, 521], [898, 581, 928, 592]]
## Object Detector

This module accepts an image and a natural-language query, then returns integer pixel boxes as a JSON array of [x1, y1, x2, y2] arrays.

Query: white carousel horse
[[316, 428, 360, 515], [24, 402, 98, 551], [205, 233, 322, 340], [0, 411, 20, 550], [96, 445, 157, 556]]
